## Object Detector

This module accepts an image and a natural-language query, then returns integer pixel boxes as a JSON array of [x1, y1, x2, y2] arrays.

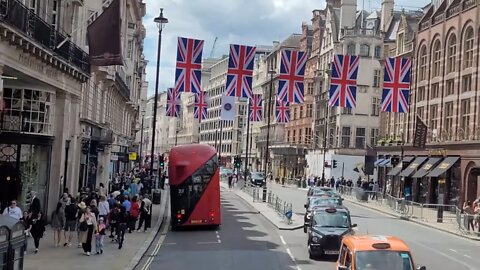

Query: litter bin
[[152, 189, 162, 205], [0, 215, 26, 270]]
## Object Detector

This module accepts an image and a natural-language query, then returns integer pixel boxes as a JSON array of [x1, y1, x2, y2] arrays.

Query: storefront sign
[[429, 149, 447, 156], [129, 152, 137, 161], [423, 164, 432, 170], [438, 163, 449, 169], [409, 163, 418, 169], [18, 54, 59, 80]]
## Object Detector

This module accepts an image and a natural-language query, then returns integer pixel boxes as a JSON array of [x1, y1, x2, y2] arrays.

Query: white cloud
[[141, 0, 430, 97]]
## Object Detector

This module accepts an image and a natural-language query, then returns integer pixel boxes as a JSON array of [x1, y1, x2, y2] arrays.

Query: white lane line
[[280, 235, 287, 245], [449, 249, 458, 253], [286, 248, 295, 261], [218, 239, 222, 243], [216, 230, 221, 243], [141, 214, 170, 270], [197, 241, 221, 245], [464, 255, 472, 259], [413, 241, 477, 270], [163, 242, 177, 245]]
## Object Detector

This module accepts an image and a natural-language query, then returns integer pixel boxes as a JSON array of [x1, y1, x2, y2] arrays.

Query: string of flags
[[165, 37, 412, 123]]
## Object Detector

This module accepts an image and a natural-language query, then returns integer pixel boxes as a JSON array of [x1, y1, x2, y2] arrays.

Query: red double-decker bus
[[169, 144, 221, 229]]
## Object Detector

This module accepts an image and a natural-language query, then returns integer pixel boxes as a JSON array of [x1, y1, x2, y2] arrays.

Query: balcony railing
[[340, 27, 382, 39], [0, 0, 90, 73]]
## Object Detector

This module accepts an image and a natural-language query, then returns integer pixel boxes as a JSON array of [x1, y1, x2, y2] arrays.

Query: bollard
[[437, 206, 444, 223], [262, 187, 267, 202]]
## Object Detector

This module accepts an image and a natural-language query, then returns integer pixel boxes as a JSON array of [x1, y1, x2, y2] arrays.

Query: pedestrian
[[128, 196, 140, 233], [228, 174, 233, 189], [98, 195, 110, 222], [28, 211, 45, 253], [28, 191, 41, 219], [79, 206, 97, 256], [76, 201, 87, 248], [371, 181, 379, 200], [108, 204, 119, 240], [95, 217, 106, 254], [89, 199, 99, 219], [116, 205, 128, 250], [137, 195, 152, 232], [63, 197, 77, 247], [98, 183, 106, 197], [51, 202, 65, 247], [3, 200, 22, 220], [463, 201, 475, 231]]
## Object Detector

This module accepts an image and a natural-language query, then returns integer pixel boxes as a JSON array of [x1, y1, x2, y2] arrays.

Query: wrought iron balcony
[[0, 0, 90, 74]]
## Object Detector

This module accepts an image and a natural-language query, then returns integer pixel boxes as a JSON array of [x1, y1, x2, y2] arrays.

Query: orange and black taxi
[[336, 235, 426, 270]]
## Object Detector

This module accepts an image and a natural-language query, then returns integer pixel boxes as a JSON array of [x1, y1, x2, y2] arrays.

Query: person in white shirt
[[3, 200, 23, 220]]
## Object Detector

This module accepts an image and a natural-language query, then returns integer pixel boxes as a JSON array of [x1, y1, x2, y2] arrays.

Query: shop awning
[[412, 157, 443, 178], [379, 159, 392, 167], [374, 158, 387, 166], [398, 156, 428, 177], [387, 156, 414, 176], [426, 156, 460, 177]]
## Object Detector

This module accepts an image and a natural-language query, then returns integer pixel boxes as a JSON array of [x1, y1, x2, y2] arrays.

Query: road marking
[[216, 230, 221, 243], [413, 241, 477, 270], [197, 241, 221, 245], [163, 242, 176, 245], [464, 255, 472, 258], [449, 249, 458, 253], [286, 248, 295, 261], [141, 214, 170, 270], [280, 235, 286, 245]]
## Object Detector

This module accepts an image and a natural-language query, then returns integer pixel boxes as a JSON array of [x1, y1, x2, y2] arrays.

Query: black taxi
[[304, 195, 343, 233], [307, 206, 356, 259]]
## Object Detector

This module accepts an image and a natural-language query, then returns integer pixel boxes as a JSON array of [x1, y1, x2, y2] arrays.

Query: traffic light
[[159, 154, 165, 167], [332, 159, 338, 168], [234, 156, 241, 168]]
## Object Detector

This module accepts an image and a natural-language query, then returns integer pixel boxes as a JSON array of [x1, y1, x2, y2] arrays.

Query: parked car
[[307, 206, 356, 259], [248, 171, 266, 186]]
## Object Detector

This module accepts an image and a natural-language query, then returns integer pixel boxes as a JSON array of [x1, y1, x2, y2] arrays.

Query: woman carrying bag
[[78, 206, 97, 256]]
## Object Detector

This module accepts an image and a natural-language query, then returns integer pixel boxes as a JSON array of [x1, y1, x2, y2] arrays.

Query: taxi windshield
[[310, 197, 342, 208], [355, 250, 414, 270], [313, 211, 350, 228]]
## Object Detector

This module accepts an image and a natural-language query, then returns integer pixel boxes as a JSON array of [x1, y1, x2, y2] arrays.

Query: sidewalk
[[281, 183, 480, 241], [220, 181, 303, 230], [24, 190, 168, 270]]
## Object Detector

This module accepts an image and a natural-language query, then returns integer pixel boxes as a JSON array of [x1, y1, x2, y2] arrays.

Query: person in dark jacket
[[63, 197, 78, 247], [28, 211, 45, 253], [28, 191, 41, 219], [116, 205, 128, 249]]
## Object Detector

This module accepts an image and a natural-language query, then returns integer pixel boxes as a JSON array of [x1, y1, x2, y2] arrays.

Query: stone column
[[66, 95, 82, 194]]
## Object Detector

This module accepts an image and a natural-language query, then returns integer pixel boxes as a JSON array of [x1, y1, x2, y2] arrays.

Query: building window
[[432, 40, 442, 77], [127, 40, 133, 59], [397, 33, 405, 54], [341, 127, 351, 148], [299, 129, 303, 144], [299, 105, 304, 118], [446, 79, 455, 96], [347, 44, 356, 55], [342, 107, 352, 115], [444, 102, 454, 138], [373, 69, 381, 87], [359, 44, 370, 57], [305, 128, 312, 144], [431, 83, 440, 99], [307, 82, 314, 95], [287, 130, 291, 142], [417, 106, 425, 121], [462, 75, 472, 93], [306, 104, 313, 117], [1, 88, 55, 135], [374, 46, 381, 58], [292, 130, 296, 143], [370, 128, 379, 146], [29, 0, 37, 13], [417, 86, 426, 101], [463, 28, 474, 69], [355, 128, 366, 148], [371, 97, 380, 116], [329, 128, 335, 148], [293, 107, 297, 120], [447, 34, 456, 73], [51, 0, 58, 29], [460, 98, 471, 134], [419, 46, 428, 81]]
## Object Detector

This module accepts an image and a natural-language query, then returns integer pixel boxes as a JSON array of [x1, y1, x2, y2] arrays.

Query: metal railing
[[337, 185, 480, 237], [242, 183, 293, 224]]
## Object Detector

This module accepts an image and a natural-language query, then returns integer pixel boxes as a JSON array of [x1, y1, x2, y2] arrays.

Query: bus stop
[[0, 215, 27, 270]]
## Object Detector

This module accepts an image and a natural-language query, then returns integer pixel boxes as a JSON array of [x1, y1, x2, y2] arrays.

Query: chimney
[[340, 0, 357, 30], [381, 0, 394, 32]]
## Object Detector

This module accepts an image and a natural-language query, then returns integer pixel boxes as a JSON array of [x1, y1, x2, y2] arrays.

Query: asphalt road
[[143, 188, 298, 270], [267, 183, 480, 270]]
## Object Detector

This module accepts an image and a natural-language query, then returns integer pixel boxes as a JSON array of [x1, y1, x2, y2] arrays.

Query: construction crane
[[209, 37, 218, 58]]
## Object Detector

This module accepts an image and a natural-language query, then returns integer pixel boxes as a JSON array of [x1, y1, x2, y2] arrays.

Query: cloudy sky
[[141, 0, 430, 97]]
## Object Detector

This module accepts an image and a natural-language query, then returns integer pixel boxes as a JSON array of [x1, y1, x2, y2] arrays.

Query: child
[[95, 217, 106, 254]]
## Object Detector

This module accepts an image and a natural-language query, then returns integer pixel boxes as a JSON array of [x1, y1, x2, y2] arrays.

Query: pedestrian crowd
[[2, 170, 154, 256]]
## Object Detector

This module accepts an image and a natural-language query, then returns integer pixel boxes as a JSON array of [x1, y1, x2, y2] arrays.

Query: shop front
[[386, 156, 414, 198]]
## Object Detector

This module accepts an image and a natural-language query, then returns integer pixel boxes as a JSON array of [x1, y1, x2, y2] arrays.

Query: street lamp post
[[263, 69, 276, 202], [139, 110, 145, 167], [149, 9, 168, 178]]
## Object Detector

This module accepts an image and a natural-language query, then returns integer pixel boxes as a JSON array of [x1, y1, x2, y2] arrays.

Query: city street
[[267, 184, 480, 270], [142, 190, 298, 270]]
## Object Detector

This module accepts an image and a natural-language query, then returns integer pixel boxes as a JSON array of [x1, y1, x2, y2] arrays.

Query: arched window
[[463, 27, 474, 69], [432, 40, 442, 77], [419, 46, 428, 81], [347, 44, 356, 55], [446, 34, 457, 73], [360, 44, 370, 57]]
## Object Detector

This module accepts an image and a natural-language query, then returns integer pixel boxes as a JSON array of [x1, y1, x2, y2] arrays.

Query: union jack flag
[[225, 44, 256, 99], [381, 57, 411, 113], [275, 100, 290, 123], [248, 94, 263, 122], [277, 49, 308, 103], [174, 37, 204, 94], [194, 91, 208, 121], [328, 54, 360, 108], [166, 88, 181, 117]]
